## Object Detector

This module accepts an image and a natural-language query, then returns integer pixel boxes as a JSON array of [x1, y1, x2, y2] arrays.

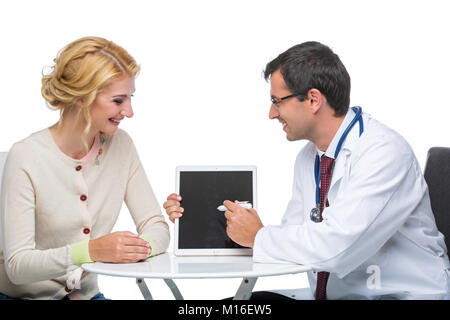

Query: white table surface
[[82, 252, 311, 279]]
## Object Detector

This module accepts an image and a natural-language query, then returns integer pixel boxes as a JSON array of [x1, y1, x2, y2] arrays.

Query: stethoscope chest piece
[[310, 207, 321, 223]]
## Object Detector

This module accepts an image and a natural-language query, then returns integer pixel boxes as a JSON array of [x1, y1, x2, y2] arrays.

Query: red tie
[[315, 155, 334, 300]]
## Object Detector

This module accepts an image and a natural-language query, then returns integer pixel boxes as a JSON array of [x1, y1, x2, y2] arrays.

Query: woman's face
[[89, 75, 135, 135]]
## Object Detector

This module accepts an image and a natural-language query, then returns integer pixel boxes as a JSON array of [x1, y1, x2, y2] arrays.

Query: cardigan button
[[80, 194, 87, 201], [83, 228, 90, 235], [75, 165, 82, 171]]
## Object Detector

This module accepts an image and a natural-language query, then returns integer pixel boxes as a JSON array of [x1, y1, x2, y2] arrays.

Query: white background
[[1, 0, 449, 299]]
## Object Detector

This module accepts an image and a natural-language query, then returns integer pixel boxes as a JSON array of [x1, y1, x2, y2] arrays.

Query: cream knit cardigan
[[0, 128, 170, 299]]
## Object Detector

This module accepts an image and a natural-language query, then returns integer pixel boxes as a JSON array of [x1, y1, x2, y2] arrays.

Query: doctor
[[164, 41, 450, 299]]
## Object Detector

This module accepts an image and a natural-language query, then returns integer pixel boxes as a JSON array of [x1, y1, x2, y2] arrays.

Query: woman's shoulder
[[6, 128, 50, 167], [111, 128, 133, 142], [106, 128, 135, 150], [101, 129, 140, 170], [8, 128, 49, 155], [103, 128, 138, 159]]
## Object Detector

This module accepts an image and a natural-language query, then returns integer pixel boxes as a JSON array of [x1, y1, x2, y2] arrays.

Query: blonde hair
[[41, 36, 140, 150]]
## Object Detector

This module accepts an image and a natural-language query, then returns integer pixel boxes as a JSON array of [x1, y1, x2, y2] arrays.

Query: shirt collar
[[316, 108, 355, 159]]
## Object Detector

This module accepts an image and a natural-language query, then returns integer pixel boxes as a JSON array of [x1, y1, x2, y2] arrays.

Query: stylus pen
[[217, 201, 252, 211]]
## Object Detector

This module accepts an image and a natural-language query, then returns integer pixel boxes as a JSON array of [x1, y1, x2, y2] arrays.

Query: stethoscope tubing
[[311, 106, 364, 222]]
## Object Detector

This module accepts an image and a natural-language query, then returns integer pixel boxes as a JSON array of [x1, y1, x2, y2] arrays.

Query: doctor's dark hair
[[264, 41, 351, 117]]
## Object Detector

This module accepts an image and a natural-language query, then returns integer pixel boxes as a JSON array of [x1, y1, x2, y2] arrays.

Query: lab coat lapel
[[329, 116, 362, 192], [330, 152, 347, 192]]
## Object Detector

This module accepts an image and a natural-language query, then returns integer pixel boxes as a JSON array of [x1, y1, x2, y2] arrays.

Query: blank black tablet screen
[[178, 171, 253, 249]]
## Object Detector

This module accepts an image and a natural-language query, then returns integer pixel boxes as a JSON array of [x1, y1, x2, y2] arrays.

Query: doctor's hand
[[223, 200, 264, 248], [163, 193, 184, 223]]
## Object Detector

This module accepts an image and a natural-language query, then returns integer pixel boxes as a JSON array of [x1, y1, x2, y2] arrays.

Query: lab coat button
[[75, 165, 82, 171], [80, 194, 87, 201], [83, 228, 90, 235]]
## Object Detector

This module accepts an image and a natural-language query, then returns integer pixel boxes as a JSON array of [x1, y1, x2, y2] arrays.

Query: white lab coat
[[253, 111, 450, 299]]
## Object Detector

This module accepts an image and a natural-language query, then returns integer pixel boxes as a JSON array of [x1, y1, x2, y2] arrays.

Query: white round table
[[82, 252, 311, 300]]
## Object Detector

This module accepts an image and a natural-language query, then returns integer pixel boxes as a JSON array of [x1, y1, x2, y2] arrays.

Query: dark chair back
[[424, 147, 450, 251]]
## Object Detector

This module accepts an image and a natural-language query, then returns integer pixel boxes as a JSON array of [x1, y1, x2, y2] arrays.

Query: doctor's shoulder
[[295, 141, 316, 163], [355, 117, 416, 165]]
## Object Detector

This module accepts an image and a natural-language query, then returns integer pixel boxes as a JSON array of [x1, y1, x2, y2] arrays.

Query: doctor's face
[[268, 70, 313, 141]]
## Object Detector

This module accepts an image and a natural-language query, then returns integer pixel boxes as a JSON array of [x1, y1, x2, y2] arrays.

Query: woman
[[0, 37, 169, 299]]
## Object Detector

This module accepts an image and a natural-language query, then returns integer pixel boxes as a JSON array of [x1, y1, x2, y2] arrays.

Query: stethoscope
[[310, 106, 364, 223]]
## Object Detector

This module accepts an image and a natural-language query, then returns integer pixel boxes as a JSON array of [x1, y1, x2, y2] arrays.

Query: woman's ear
[[74, 99, 84, 108]]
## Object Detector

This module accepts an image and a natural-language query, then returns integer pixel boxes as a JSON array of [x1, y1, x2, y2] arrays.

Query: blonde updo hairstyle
[[41, 36, 140, 150]]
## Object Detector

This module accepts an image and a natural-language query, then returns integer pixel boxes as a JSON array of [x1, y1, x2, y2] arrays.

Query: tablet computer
[[174, 165, 256, 256]]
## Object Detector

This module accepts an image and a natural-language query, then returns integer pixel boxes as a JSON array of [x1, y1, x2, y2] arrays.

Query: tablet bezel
[[174, 165, 256, 256]]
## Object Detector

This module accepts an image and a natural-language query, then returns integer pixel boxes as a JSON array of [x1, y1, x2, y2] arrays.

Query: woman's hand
[[163, 193, 184, 223], [88, 231, 151, 263]]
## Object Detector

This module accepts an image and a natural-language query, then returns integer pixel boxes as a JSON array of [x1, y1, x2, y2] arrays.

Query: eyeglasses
[[271, 93, 304, 111]]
